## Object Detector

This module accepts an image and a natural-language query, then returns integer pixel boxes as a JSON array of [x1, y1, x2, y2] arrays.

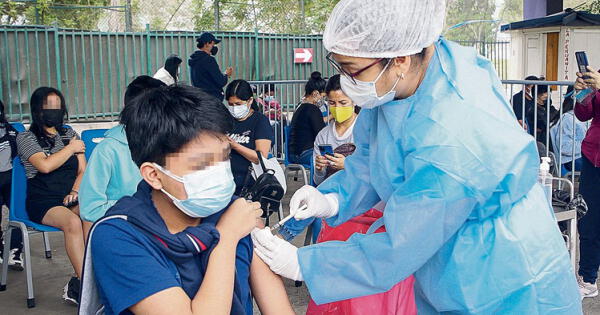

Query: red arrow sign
[[294, 48, 313, 63]]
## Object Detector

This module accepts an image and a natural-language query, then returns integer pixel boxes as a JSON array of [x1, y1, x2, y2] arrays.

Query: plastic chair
[[0, 157, 61, 308], [283, 126, 312, 186], [10, 122, 25, 132], [81, 128, 108, 161]]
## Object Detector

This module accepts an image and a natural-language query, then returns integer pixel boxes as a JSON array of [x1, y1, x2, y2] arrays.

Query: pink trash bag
[[306, 209, 417, 315]]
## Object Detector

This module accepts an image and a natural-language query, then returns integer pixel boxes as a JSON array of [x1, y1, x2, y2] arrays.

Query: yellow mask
[[330, 106, 354, 123]]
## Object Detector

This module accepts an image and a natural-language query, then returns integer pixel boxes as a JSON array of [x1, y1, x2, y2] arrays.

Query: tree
[[445, 0, 497, 42], [190, 0, 340, 34], [500, 0, 523, 23], [1, 0, 113, 30]]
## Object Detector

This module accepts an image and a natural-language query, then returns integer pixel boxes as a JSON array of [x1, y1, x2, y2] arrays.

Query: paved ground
[[1, 177, 598, 314]]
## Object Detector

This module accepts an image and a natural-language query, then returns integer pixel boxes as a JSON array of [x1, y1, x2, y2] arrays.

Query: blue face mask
[[155, 161, 235, 218]]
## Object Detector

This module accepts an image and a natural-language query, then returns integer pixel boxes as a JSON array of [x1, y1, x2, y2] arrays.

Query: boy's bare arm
[[251, 252, 295, 315]]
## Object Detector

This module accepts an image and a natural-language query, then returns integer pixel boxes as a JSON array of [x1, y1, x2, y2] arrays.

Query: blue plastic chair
[[0, 157, 61, 308], [81, 128, 108, 161], [10, 122, 25, 132]]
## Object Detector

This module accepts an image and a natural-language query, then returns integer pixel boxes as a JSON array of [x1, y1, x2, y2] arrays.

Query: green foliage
[[1, 1, 28, 24], [444, 0, 497, 42], [587, 0, 600, 13], [191, 0, 340, 34], [1, 0, 112, 29], [499, 0, 522, 23], [193, 0, 214, 31]]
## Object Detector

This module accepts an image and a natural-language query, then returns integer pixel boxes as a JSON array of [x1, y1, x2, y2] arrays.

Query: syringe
[[271, 205, 308, 231]]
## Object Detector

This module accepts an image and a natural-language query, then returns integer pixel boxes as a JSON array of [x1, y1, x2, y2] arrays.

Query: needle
[[271, 205, 308, 231]]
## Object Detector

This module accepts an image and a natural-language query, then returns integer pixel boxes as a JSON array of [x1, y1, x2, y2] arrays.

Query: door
[[546, 32, 559, 89]]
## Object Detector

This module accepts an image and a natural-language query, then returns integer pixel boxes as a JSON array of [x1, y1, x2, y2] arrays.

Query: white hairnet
[[323, 0, 446, 58]]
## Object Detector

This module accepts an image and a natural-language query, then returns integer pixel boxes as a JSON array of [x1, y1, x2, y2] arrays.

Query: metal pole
[[214, 0, 220, 31], [254, 29, 260, 80], [146, 24, 152, 75], [126, 0, 133, 32], [299, 0, 305, 32]]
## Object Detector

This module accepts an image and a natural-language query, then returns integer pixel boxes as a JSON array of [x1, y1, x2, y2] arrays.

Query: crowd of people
[[511, 71, 600, 300], [0, 0, 594, 314]]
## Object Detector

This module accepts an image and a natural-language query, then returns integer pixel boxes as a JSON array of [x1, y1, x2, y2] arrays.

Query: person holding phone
[[574, 63, 600, 299], [313, 74, 358, 186], [16, 87, 87, 304], [278, 75, 359, 242]]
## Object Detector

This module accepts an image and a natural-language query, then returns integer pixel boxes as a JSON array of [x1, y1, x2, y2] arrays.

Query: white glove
[[251, 228, 303, 281], [289, 185, 339, 220]]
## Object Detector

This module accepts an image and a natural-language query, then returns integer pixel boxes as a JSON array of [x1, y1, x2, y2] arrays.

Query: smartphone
[[318, 144, 334, 156], [576, 51, 591, 79]]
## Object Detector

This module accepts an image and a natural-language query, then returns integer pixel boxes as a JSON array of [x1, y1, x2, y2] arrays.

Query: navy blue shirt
[[91, 201, 254, 315], [229, 111, 274, 195], [189, 50, 228, 101]]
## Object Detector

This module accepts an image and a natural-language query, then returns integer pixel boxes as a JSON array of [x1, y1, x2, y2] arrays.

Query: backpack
[[240, 151, 285, 225]]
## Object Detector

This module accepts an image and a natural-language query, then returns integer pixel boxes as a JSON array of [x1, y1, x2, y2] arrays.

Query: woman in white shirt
[[313, 74, 358, 185], [279, 74, 359, 241]]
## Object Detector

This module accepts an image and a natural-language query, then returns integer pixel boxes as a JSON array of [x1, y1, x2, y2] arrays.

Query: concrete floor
[[0, 177, 598, 314]]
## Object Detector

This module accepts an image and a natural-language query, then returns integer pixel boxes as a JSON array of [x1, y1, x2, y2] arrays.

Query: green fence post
[[53, 26, 62, 91], [146, 24, 152, 75], [254, 29, 260, 80]]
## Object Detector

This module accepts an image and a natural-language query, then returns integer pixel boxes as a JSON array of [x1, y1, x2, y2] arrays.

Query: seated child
[[80, 85, 294, 315], [79, 76, 165, 224]]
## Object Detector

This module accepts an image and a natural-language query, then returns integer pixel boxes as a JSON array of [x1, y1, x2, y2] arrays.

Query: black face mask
[[42, 109, 64, 128], [211, 46, 219, 56]]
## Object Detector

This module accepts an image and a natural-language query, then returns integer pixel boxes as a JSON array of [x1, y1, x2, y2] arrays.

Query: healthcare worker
[[251, 0, 582, 314]]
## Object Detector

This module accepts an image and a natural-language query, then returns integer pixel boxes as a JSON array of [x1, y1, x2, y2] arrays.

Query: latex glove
[[289, 185, 339, 220], [251, 228, 303, 281]]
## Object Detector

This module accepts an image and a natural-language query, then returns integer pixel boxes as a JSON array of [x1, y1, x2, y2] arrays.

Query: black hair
[[525, 75, 539, 81], [0, 99, 6, 124], [225, 79, 259, 111], [29, 87, 68, 147], [120, 84, 234, 167], [263, 83, 275, 94], [562, 86, 575, 113], [533, 84, 549, 96], [325, 74, 341, 94], [305, 71, 326, 96], [164, 55, 183, 82], [124, 75, 166, 107], [196, 38, 211, 49]]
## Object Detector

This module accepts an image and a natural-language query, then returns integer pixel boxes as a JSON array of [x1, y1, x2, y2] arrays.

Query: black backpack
[[240, 151, 285, 225]]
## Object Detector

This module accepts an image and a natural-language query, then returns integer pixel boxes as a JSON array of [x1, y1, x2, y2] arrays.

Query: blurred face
[[43, 93, 62, 110], [537, 92, 548, 105], [227, 95, 251, 108], [143, 133, 231, 200]]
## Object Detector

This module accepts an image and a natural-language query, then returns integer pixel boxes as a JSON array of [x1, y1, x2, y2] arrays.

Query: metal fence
[[0, 24, 510, 122], [0, 25, 335, 122], [455, 40, 509, 80]]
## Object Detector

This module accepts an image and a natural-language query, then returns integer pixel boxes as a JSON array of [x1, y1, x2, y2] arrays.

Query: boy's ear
[[140, 162, 163, 190]]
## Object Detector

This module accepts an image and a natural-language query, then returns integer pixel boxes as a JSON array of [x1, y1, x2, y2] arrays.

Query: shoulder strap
[[256, 151, 269, 172]]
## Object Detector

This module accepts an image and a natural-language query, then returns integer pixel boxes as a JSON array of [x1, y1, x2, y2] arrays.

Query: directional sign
[[294, 48, 313, 63]]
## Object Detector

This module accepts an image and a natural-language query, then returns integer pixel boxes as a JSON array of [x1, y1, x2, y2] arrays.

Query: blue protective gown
[[297, 39, 582, 314]]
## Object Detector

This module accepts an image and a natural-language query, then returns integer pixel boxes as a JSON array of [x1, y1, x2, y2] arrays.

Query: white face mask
[[340, 60, 401, 109], [228, 102, 251, 120], [154, 161, 235, 218]]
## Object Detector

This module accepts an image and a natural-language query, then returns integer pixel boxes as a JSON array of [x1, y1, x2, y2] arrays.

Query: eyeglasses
[[326, 52, 385, 84]]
